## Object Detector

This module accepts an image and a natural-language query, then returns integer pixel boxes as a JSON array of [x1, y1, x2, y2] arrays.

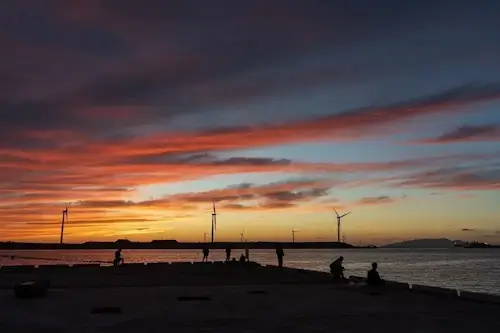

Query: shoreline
[[0, 241, 365, 250]]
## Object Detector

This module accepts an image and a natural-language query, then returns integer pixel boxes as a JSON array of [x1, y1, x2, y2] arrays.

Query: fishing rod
[[0, 254, 111, 264]]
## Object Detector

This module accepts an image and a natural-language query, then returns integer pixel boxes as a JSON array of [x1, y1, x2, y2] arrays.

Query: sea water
[[1, 248, 498, 295]]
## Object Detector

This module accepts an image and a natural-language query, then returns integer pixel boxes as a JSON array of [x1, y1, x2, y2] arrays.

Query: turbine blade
[[333, 208, 339, 217], [340, 212, 351, 218]]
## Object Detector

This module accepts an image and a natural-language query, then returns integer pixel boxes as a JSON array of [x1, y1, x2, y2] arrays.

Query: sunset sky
[[1, 0, 500, 245]]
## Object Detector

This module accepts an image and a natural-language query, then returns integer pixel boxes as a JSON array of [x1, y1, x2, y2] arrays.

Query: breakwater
[[348, 274, 500, 305], [2, 262, 500, 332], [0, 241, 356, 250], [0, 261, 330, 288], [1, 261, 499, 305]]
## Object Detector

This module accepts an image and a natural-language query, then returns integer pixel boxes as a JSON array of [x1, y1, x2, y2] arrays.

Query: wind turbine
[[59, 203, 71, 244], [204, 232, 208, 243], [333, 208, 351, 243], [211, 201, 217, 243], [292, 228, 299, 243], [240, 229, 245, 243]]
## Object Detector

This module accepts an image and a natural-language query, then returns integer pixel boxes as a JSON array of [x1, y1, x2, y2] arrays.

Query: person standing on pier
[[113, 249, 124, 267], [245, 245, 250, 262], [202, 247, 210, 262], [276, 245, 284, 267], [225, 247, 231, 262]]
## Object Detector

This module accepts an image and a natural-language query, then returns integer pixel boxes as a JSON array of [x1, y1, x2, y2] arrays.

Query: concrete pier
[[0, 261, 333, 288], [1, 262, 499, 332]]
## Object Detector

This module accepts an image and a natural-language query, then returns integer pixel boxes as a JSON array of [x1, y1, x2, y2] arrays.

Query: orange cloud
[[3, 1, 500, 244], [0, 178, 333, 241], [2, 154, 498, 242]]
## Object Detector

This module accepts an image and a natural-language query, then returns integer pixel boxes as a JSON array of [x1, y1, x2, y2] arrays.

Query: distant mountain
[[452, 240, 467, 247], [382, 238, 457, 248]]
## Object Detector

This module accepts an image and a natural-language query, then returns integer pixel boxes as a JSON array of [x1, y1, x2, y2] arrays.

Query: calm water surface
[[1, 248, 499, 295]]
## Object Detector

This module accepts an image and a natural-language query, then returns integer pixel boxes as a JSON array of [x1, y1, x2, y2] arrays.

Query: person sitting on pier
[[330, 256, 345, 281], [276, 245, 284, 267], [367, 262, 385, 286], [239, 254, 246, 263], [113, 249, 124, 267], [225, 248, 231, 262], [202, 247, 210, 262]]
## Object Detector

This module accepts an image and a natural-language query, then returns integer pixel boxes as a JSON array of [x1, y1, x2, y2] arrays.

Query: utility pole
[[211, 201, 216, 243]]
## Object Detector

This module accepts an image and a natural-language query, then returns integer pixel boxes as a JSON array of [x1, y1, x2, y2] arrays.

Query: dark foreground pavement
[[1, 284, 499, 332]]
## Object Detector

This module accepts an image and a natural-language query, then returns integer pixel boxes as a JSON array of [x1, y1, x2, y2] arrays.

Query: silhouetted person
[[113, 249, 124, 267], [202, 247, 210, 262], [245, 245, 250, 262], [367, 262, 385, 286], [239, 254, 246, 263], [225, 248, 231, 262], [276, 245, 284, 267], [330, 256, 345, 280]]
